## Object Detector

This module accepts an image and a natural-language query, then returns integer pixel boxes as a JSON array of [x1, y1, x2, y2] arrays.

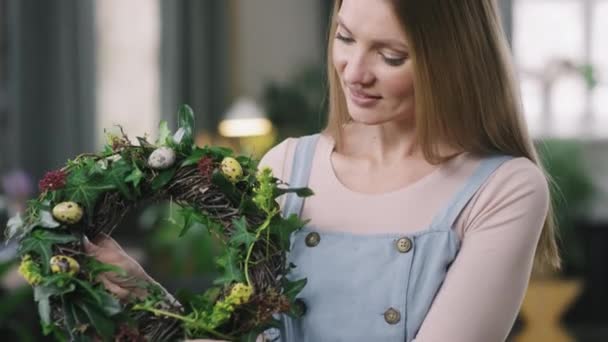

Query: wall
[[235, 0, 324, 99]]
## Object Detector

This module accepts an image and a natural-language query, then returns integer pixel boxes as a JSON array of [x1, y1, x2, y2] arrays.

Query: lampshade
[[218, 97, 273, 137]]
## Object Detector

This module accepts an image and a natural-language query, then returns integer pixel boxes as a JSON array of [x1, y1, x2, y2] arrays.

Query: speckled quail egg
[[220, 157, 243, 183], [147, 147, 176, 170], [52, 201, 83, 224], [50, 255, 80, 276]]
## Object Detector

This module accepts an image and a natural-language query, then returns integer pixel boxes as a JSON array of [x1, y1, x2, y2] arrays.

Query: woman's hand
[[83, 233, 152, 300]]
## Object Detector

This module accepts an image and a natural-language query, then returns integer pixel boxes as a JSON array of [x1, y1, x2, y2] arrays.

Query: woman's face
[[333, 0, 415, 126]]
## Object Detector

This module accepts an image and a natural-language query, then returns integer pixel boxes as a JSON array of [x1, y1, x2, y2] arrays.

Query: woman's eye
[[382, 54, 407, 67], [335, 32, 354, 44]]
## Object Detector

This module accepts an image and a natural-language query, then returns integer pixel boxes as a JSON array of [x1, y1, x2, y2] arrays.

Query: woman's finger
[[82, 236, 100, 255], [98, 274, 131, 300], [93, 233, 125, 252]]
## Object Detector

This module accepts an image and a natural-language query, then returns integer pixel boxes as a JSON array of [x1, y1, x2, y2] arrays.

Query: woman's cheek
[[332, 45, 349, 74], [381, 68, 415, 99]]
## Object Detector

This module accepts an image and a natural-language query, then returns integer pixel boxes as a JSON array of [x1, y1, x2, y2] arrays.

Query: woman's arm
[[414, 158, 550, 342]]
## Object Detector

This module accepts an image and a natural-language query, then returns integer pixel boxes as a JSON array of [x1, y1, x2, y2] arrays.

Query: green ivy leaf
[[211, 170, 241, 205], [182, 286, 221, 316], [125, 164, 144, 189], [268, 214, 308, 251], [85, 158, 106, 176], [73, 278, 103, 306], [177, 206, 202, 237], [287, 299, 307, 319], [180, 148, 206, 167], [96, 289, 122, 316], [101, 144, 114, 157], [150, 167, 176, 191], [75, 297, 117, 340], [213, 247, 244, 285], [64, 168, 115, 217], [204, 145, 233, 160], [275, 187, 314, 198], [63, 296, 100, 340], [82, 257, 127, 280], [229, 217, 256, 249], [235, 155, 257, 170], [282, 278, 307, 302], [34, 283, 76, 326], [61, 298, 78, 339], [176, 104, 195, 150], [103, 159, 135, 200], [19, 230, 79, 273], [157, 120, 172, 146], [198, 213, 224, 237], [239, 197, 264, 218]]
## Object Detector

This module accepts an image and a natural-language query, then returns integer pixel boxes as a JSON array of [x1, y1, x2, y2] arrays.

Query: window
[[514, 0, 608, 138], [95, 0, 160, 147]]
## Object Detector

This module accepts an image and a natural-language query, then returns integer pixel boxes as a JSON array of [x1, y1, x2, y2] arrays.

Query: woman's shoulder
[[492, 156, 549, 193], [459, 153, 548, 195], [477, 155, 550, 210], [259, 138, 294, 180], [457, 155, 550, 235], [259, 133, 332, 182]]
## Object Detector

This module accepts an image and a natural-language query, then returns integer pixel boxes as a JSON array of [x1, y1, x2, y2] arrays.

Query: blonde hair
[[323, 0, 560, 270]]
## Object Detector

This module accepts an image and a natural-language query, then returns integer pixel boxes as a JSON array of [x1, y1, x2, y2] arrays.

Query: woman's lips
[[347, 87, 382, 107]]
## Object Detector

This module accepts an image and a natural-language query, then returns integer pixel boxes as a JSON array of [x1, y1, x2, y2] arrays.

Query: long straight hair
[[323, 0, 560, 270]]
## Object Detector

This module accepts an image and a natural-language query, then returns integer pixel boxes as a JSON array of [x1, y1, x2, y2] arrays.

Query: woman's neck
[[340, 121, 422, 165]]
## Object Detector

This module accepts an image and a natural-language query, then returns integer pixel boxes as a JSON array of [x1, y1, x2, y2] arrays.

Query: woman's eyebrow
[[336, 16, 353, 35], [374, 39, 409, 51], [336, 16, 408, 51]]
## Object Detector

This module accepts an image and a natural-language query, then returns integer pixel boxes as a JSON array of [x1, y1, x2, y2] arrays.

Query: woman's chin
[[347, 109, 391, 126], [346, 103, 415, 126], [346, 105, 380, 124]]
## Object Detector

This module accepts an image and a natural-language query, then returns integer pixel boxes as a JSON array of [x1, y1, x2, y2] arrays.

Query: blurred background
[[0, 0, 606, 341]]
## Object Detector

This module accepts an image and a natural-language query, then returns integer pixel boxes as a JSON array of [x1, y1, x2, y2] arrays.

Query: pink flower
[[38, 169, 67, 192], [197, 156, 214, 180]]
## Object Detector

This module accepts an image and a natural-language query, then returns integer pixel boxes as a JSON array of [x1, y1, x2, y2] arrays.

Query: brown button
[[384, 308, 401, 324], [396, 237, 413, 253], [305, 232, 320, 247]]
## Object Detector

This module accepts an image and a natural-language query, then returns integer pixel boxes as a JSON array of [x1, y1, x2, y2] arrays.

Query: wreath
[[5, 105, 311, 341]]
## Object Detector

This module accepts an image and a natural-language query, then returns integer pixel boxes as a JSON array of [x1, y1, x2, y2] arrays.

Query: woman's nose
[[342, 52, 375, 87]]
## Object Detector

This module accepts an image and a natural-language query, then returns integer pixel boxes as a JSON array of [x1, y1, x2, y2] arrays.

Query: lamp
[[218, 97, 273, 137]]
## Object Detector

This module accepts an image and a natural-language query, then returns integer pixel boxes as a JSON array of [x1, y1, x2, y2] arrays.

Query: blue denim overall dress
[[267, 134, 512, 342]]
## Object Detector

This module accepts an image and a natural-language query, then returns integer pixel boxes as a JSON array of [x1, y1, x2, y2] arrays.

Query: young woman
[[87, 0, 560, 341]]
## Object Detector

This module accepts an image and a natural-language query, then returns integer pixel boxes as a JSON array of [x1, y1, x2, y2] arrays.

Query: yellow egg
[[220, 157, 243, 183], [52, 201, 83, 224], [50, 255, 80, 276]]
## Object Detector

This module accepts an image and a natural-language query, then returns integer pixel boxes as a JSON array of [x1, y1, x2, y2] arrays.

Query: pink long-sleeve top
[[259, 133, 550, 342]]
